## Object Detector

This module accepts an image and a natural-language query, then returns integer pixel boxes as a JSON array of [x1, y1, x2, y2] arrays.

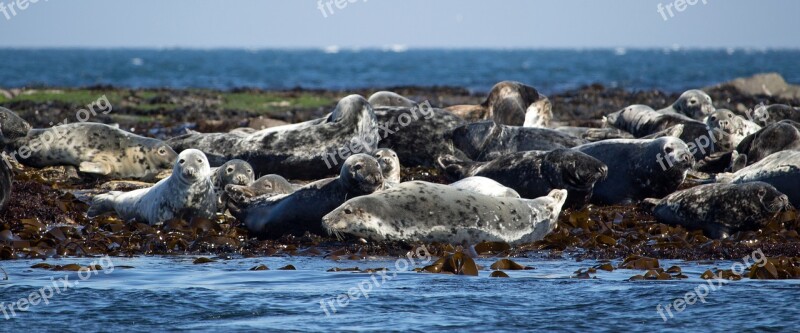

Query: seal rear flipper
[[435, 154, 473, 181], [728, 152, 747, 172], [87, 191, 122, 218], [79, 162, 112, 176]]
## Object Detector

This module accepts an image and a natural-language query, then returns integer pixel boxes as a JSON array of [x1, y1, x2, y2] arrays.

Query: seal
[[449, 176, 520, 198], [367, 91, 418, 108], [656, 89, 715, 119], [644, 182, 789, 239], [522, 95, 553, 128], [730, 120, 800, 170], [0, 154, 12, 211], [436, 149, 607, 207], [555, 126, 634, 142], [752, 103, 800, 126], [87, 149, 217, 225], [717, 150, 800, 207], [704, 109, 761, 151], [373, 102, 466, 167], [228, 153, 384, 238], [451, 121, 587, 161], [8, 123, 177, 181], [445, 81, 545, 126], [322, 181, 567, 244], [373, 148, 400, 186], [167, 94, 380, 180], [210, 159, 255, 211], [224, 174, 298, 203], [0, 106, 32, 146], [575, 137, 694, 205]]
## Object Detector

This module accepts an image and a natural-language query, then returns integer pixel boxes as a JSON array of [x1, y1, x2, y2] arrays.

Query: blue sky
[[0, 0, 798, 48]]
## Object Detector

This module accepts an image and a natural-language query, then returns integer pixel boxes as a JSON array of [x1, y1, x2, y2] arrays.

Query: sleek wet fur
[[451, 121, 587, 161]]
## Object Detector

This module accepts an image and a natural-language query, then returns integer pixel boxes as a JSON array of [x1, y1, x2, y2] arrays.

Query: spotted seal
[[224, 174, 298, 203], [704, 109, 761, 151], [322, 181, 567, 244], [210, 159, 255, 210], [449, 176, 520, 198], [451, 121, 587, 161], [644, 182, 789, 239], [228, 154, 383, 238], [437, 149, 607, 207], [7, 123, 176, 181], [717, 150, 800, 207], [445, 81, 545, 126], [87, 149, 217, 224], [575, 137, 694, 205], [167, 95, 380, 180], [373, 148, 400, 186]]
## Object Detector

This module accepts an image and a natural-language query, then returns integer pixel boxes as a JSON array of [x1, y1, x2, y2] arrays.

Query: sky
[[0, 0, 798, 49]]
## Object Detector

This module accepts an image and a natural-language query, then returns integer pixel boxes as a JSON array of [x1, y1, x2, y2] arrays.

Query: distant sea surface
[[1, 48, 798, 93]]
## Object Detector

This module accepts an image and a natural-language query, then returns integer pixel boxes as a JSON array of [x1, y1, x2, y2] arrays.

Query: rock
[[708, 73, 800, 100]]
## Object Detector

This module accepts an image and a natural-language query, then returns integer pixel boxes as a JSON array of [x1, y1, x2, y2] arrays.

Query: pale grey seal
[[445, 81, 545, 126], [373, 148, 400, 186], [449, 176, 520, 198]]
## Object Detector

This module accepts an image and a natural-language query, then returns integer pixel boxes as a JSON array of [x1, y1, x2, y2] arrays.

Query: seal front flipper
[[79, 161, 112, 176]]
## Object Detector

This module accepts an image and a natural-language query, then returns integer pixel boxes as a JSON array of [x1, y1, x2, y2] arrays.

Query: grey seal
[[229, 154, 384, 238], [436, 149, 607, 208], [167, 95, 380, 180], [449, 176, 520, 198], [0, 153, 12, 211], [0, 106, 32, 146], [718, 150, 800, 207], [656, 89, 715, 119], [373, 103, 465, 167], [645, 182, 789, 239], [87, 149, 217, 225], [8, 123, 177, 181], [445, 81, 545, 126], [373, 148, 400, 186], [576, 137, 694, 205], [224, 174, 298, 203], [451, 121, 587, 161], [704, 109, 761, 151], [210, 159, 255, 211], [367, 91, 418, 108], [322, 181, 567, 244]]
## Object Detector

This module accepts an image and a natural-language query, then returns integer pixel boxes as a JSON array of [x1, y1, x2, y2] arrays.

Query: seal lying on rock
[[0, 106, 32, 146], [367, 91, 418, 108], [576, 137, 694, 205], [436, 149, 607, 207], [373, 103, 465, 167], [87, 149, 217, 225], [704, 109, 761, 151], [445, 81, 545, 126], [373, 148, 400, 187], [752, 104, 800, 126], [451, 121, 587, 161], [210, 159, 255, 210], [167, 95, 380, 180], [449, 176, 520, 198], [8, 123, 177, 181], [322, 181, 567, 244], [644, 182, 789, 239], [717, 150, 800, 207], [656, 89, 715, 119], [224, 174, 298, 203], [229, 154, 384, 238], [555, 127, 634, 142]]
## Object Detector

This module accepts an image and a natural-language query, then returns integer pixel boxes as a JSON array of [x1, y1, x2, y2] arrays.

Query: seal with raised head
[[228, 153, 384, 238], [436, 149, 607, 207], [576, 137, 694, 205], [717, 150, 800, 207], [373, 148, 400, 186], [8, 123, 177, 181], [167, 95, 380, 179], [322, 181, 567, 244], [445, 81, 545, 126], [0, 106, 32, 146], [210, 159, 255, 210], [449, 176, 520, 198], [451, 121, 587, 161], [87, 149, 217, 225], [224, 174, 298, 203], [704, 109, 761, 151], [752, 103, 800, 126], [644, 182, 789, 239], [730, 120, 800, 170], [656, 89, 715, 119]]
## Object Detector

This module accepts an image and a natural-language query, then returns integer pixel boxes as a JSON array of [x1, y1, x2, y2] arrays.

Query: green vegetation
[[222, 92, 335, 113]]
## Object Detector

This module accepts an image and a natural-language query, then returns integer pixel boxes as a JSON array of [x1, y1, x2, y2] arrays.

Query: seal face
[[9, 123, 176, 181], [576, 137, 694, 205], [0, 106, 31, 146], [437, 149, 607, 208], [647, 182, 789, 239], [451, 121, 587, 161], [322, 181, 567, 244], [445, 81, 543, 126], [449, 176, 520, 198], [719, 150, 800, 208], [167, 95, 380, 180], [228, 153, 383, 238], [87, 149, 217, 225], [373, 148, 400, 186], [705, 109, 761, 151], [224, 174, 297, 203], [210, 159, 255, 211], [660, 89, 715, 119]]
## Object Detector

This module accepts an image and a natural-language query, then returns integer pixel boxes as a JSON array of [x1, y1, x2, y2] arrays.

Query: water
[[1, 256, 798, 332], [1, 48, 799, 93]]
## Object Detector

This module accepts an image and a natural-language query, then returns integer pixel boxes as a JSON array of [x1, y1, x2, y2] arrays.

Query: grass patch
[[222, 92, 335, 113], [10, 89, 123, 105]]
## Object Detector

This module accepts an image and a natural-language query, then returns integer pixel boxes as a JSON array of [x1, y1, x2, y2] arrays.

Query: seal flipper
[[435, 154, 474, 182], [87, 191, 122, 217], [79, 161, 112, 176], [729, 152, 747, 172]]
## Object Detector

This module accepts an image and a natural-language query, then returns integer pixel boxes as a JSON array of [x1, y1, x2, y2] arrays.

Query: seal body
[[605, 106, 714, 160], [657, 89, 715, 119], [555, 127, 634, 142], [229, 154, 384, 238], [733, 120, 800, 169], [449, 176, 520, 198], [752, 104, 800, 127], [9, 123, 176, 181], [451, 121, 587, 161], [367, 91, 418, 108], [437, 149, 607, 207], [646, 182, 789, 239], [167, 95, 380, 179], [373, 148, 401, 186], [0, 106, 31, 146], [322, 181, 567, 244], [445, 81, 543, 126], [374, 104, 465, 167], [224, 174, 298, 203], [576, 137, 694, 205], [720, 150, 800, 207], [87, 149, 217, 224]]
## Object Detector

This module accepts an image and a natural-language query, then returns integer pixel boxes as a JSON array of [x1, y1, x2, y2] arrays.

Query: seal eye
[[353, 163, 363, 171], [344, 208, 353, 214], [226, 167, 234, 173], [264, 184, 272, 189], [196, 158, 202, 163], [709, 116, 717, 122], [158, 148, 166, 155], [664, 147, 674, 154], [689, 99, 697, 105], [179, 159, 185, 165], [246, 169, 252, 173]]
